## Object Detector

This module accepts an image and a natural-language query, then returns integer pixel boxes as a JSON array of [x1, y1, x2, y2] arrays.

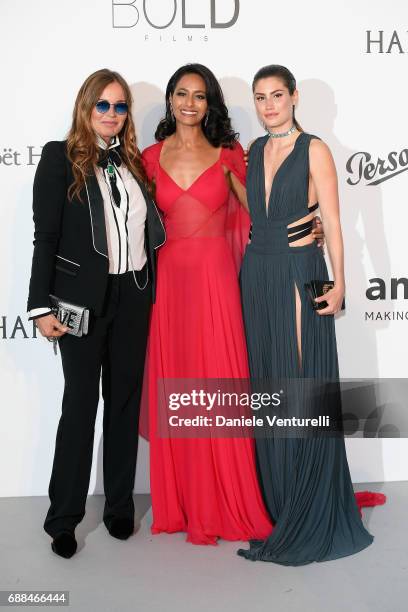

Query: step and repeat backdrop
[[1, 0, 407, 496]]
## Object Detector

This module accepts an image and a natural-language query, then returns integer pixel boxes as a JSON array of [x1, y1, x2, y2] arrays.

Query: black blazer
[[27, 141, 165, 315]]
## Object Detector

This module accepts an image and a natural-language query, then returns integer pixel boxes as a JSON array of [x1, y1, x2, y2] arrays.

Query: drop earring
[[170, 103, 175, 122], [204, 111, 209, 127]]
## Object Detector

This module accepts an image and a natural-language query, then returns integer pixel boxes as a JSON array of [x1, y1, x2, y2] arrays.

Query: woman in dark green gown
[[238, 65, 383, 565]]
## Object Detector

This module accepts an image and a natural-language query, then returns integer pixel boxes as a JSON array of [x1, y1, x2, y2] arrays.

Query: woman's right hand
[[35, 314, 69, 338]]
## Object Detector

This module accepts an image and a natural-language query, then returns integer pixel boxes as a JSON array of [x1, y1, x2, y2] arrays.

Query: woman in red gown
[[141, 64, 272, 545]]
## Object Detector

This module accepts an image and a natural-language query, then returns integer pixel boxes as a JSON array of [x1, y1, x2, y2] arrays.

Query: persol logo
[[346, 148, 408, 186], [112, 0, 240, 30]]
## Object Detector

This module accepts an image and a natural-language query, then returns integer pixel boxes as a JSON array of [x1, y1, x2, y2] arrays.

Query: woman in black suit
[[27, 69, 165, 558]]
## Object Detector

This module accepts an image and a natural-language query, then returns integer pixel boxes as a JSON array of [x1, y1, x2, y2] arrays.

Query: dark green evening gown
[[238, 132, 374, 565]]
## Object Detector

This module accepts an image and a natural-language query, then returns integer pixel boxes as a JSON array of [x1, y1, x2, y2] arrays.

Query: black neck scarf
[[98, 146, 122, 207]]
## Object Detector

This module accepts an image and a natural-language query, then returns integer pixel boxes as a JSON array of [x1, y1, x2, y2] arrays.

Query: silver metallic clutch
[[49, 294, 90, 337]]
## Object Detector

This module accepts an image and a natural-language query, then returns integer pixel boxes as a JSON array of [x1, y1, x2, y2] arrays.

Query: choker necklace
[[267, 125, 297, 139]]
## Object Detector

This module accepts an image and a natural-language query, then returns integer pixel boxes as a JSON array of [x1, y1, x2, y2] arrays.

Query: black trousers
[[44, 268, 151, 537]]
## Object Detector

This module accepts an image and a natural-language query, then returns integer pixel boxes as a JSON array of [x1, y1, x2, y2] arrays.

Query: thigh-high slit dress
[[238, 132, 384, 565]]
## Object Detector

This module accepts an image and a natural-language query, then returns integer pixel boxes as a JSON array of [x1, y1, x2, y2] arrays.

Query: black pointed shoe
[[108, 517, 134, 540], [51, 532, 77, 559]]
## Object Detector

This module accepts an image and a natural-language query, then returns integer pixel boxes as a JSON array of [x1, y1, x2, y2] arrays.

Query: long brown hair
[[67, 68, 147, 201]]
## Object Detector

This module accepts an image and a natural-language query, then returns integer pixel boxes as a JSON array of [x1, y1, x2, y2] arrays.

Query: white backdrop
[[1, 0, 407, 497]]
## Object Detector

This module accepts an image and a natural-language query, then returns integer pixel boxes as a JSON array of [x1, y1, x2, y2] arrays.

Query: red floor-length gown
[[141, 141, 272, 545]]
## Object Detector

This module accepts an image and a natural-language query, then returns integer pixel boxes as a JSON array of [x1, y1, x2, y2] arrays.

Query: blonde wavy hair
[[67, 68, 147, 201]]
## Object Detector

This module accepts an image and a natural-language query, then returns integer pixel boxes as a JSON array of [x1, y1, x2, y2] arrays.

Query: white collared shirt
[[95, 135, 147, 274]]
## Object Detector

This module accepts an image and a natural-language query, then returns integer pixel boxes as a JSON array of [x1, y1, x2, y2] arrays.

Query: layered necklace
[[267, 125, 297, 139]]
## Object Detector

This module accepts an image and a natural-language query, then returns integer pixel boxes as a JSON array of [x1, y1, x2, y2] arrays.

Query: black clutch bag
[[304, 280, 345, 311]]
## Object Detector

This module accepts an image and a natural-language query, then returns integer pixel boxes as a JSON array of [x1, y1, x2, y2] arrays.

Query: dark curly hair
[[155, 63, 239, 148], [252, 64, 302, 132]]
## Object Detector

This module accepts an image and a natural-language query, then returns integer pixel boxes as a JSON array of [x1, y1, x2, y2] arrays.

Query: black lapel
[[85, 174, 108, 258]]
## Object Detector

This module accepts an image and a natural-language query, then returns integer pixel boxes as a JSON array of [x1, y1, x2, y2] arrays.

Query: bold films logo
[[365, 277, 408, 322], [112, 0, 240, 42], [346, 148, 408, 186]]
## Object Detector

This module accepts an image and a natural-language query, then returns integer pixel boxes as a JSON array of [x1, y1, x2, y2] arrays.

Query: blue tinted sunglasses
[[95, 100, 128, 115]]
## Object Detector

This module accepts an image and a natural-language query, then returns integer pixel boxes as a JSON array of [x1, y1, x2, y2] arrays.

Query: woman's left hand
[[315, 285, 345, 315]]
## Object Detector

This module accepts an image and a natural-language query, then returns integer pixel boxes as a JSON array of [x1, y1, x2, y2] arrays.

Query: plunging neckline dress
[[238, 132, 385, 564], [141, 140, 272, 545]]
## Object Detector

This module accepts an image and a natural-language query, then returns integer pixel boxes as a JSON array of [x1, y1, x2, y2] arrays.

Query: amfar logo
[[346, 148, 408, 186], [366, 278, 408, 301], [365, 278, 408, 322], [112, 0, 239, 30], [365, 30, 408, 54]]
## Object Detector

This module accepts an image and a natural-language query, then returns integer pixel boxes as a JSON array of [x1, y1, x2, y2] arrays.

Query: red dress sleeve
[[220, 142, 250, 273], [220, 141, 247, 186], [141, 142, 161, 181]]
